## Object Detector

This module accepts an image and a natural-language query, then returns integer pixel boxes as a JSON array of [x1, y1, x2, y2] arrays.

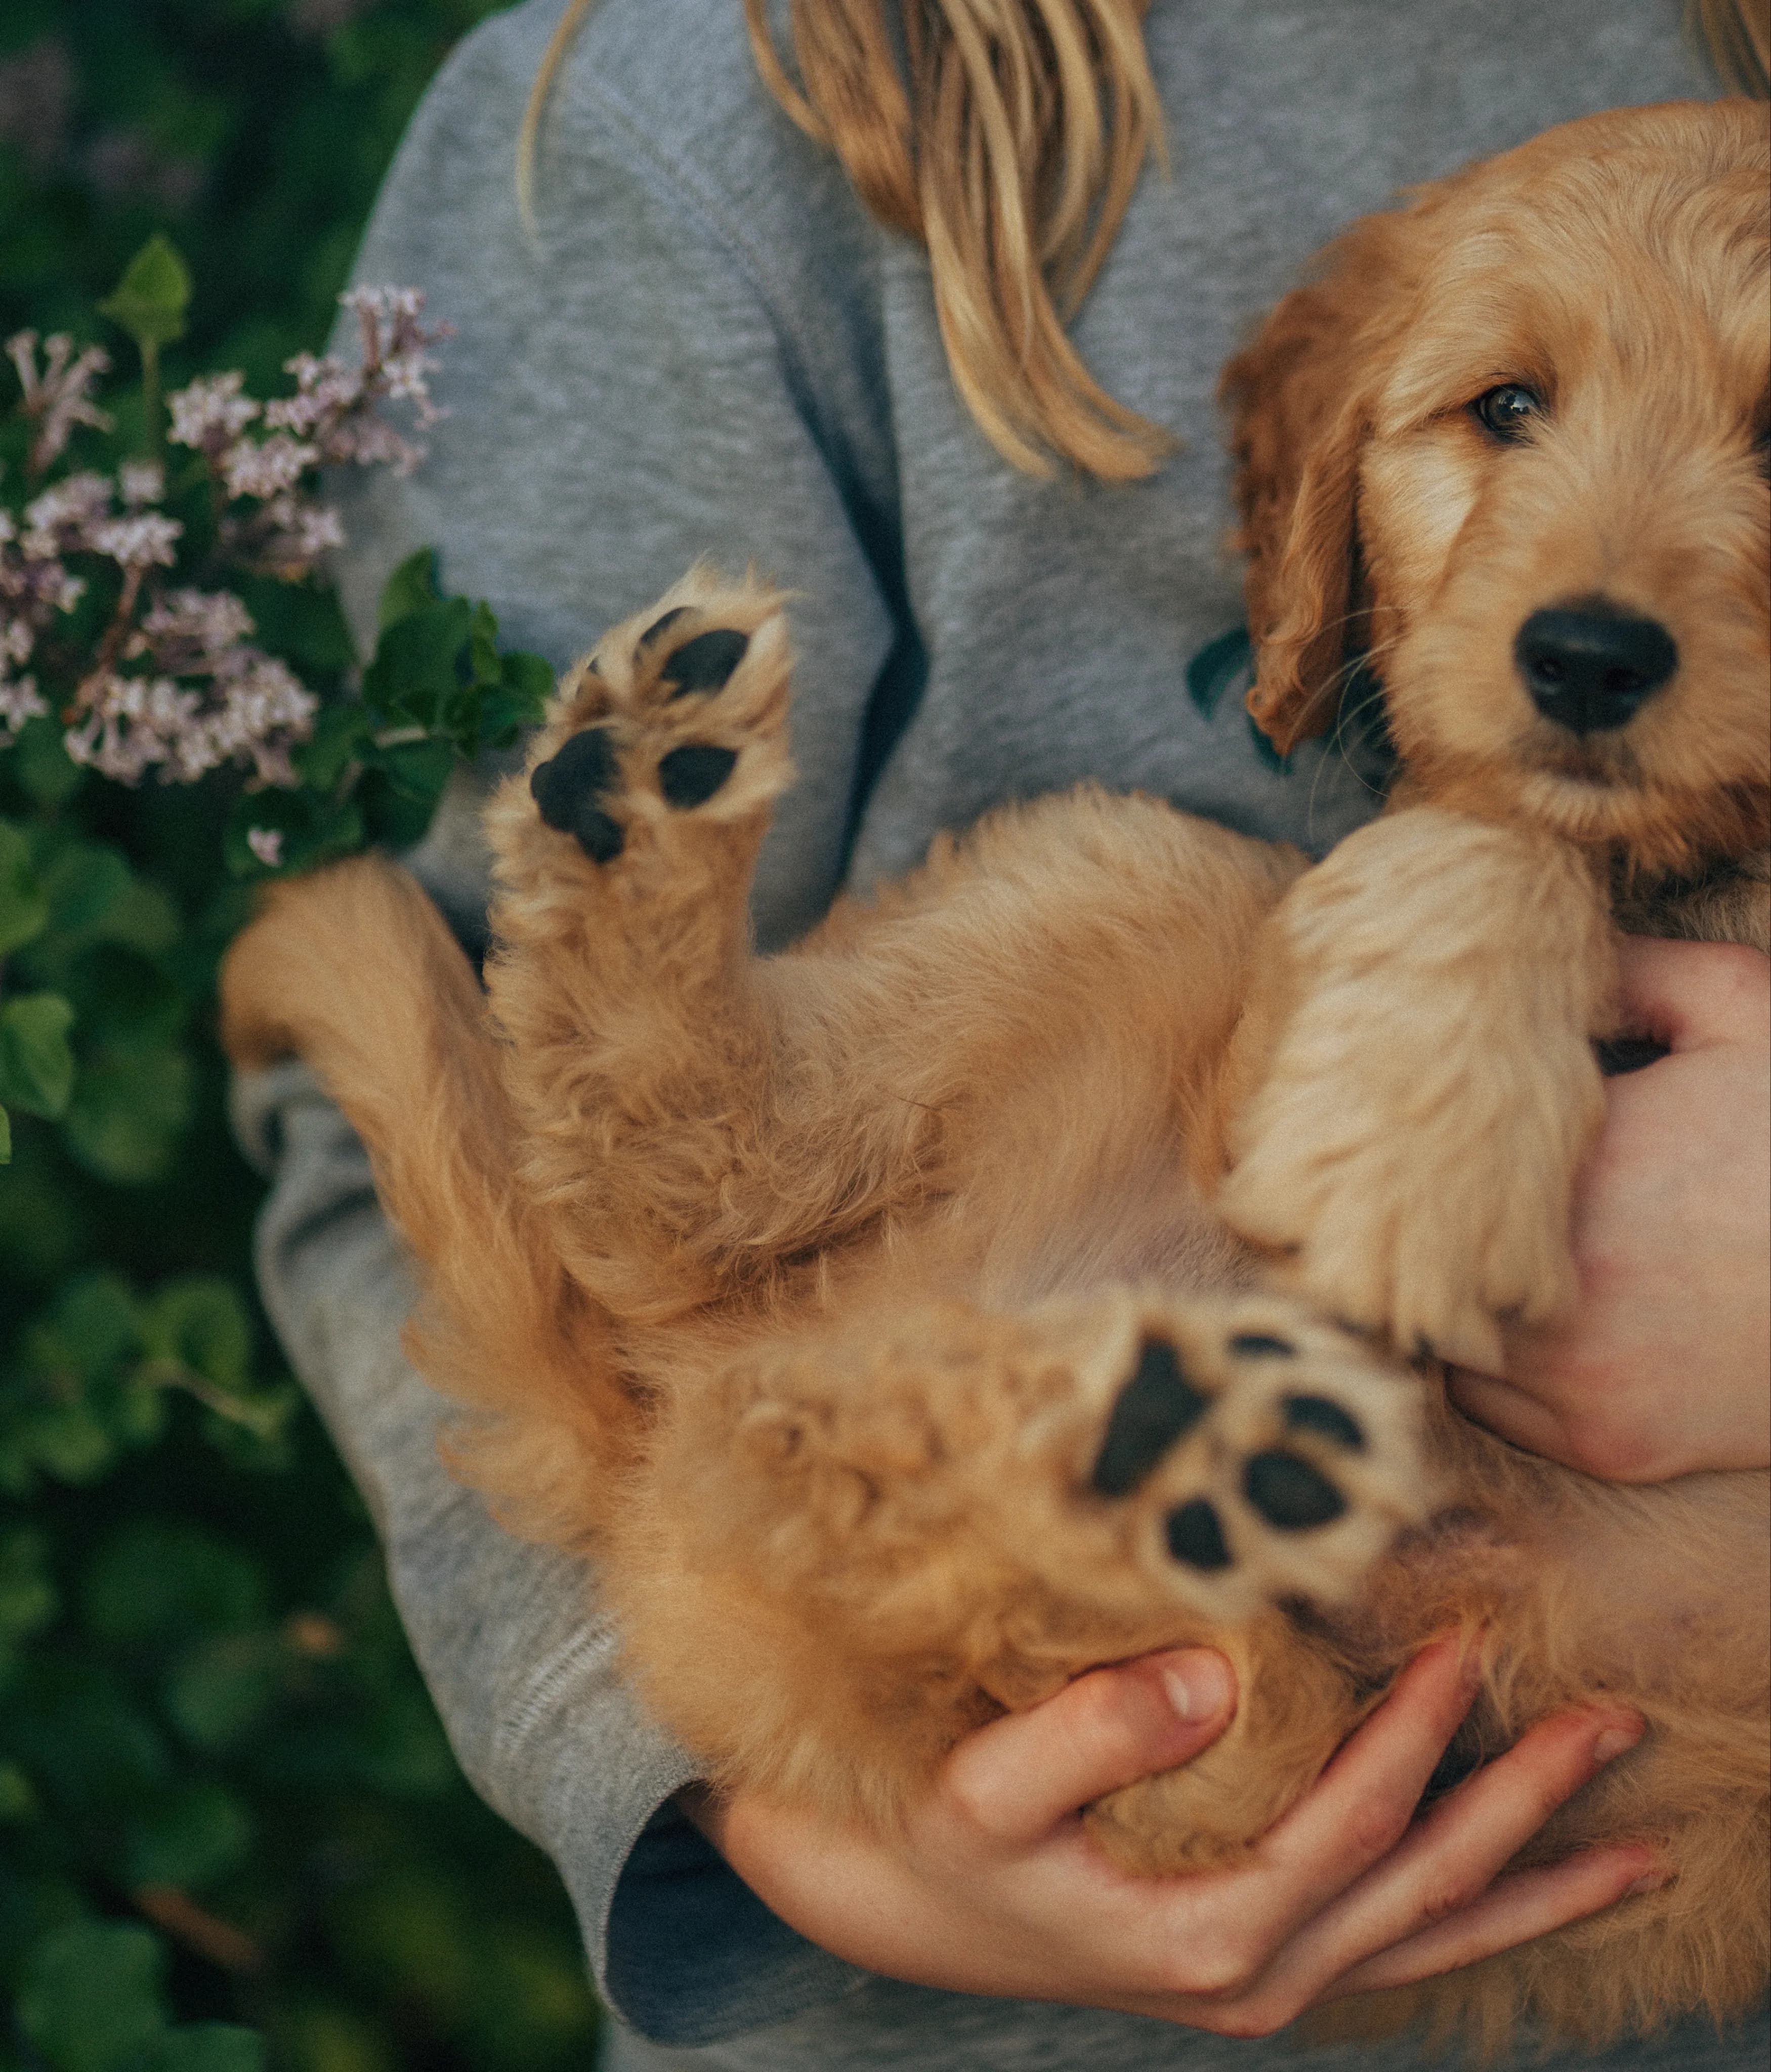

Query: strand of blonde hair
[[745, 0, 1168, 480], [519, 2, 1768, 482]]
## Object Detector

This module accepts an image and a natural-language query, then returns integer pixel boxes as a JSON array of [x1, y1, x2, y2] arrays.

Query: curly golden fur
[[223, 101, 1769, 2052]]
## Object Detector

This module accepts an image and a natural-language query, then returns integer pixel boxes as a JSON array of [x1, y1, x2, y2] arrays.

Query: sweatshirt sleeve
[[240, 0, 899, 2042]]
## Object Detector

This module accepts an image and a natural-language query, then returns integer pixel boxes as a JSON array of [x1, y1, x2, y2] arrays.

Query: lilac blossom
[[7, 331, 113, 477], [166, 370, 260, 456], [1, 285, 448, 783]]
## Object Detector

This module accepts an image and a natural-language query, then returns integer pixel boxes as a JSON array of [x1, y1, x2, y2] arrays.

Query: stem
[[135, 1355, 289, 1439], [62, 566, 144, 722], [140, 337, 161, 457]]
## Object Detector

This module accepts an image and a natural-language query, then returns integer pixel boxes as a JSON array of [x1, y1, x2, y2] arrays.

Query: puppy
[[223, 99, 1769, 2051]]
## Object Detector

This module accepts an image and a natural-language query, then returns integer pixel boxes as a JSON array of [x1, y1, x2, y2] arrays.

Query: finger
[[1255, 1636, 1480, 1927], [1323, 1846, 1663, 1999], [1615, 936, 1770, 1053], [1444, 1367, 1575, 1459], [941, 1649, 1237, 1846], [1282, 1704, 1643, 1992]]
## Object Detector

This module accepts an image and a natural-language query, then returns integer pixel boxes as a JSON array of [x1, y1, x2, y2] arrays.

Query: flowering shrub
[[2, 275, 447, 791], [0, 250, 552, 1164], [0, 226, 592, 2066]]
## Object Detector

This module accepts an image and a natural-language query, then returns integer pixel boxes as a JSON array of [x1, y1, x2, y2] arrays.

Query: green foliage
[[1, 4, 597, 2065], [223, 549, 550, 877], [16, 1920, 266, 2072], [97, 232, 192, 357]]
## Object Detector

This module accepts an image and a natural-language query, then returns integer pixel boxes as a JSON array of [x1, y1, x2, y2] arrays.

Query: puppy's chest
[[1610, 849, 1771, 953]]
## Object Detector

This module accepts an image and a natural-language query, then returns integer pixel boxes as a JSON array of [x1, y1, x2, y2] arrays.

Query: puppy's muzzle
[[1514, 599, 1678, 736]]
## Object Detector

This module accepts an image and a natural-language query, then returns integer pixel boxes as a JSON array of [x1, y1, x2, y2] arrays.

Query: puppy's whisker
[[1302, 639, 1404, 839]]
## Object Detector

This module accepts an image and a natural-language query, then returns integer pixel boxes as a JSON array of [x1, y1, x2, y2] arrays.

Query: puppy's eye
[[1472, 383, 1542, 442]]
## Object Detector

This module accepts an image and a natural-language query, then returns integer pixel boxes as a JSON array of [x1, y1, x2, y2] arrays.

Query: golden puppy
[[224, 99, 1769, 2050]]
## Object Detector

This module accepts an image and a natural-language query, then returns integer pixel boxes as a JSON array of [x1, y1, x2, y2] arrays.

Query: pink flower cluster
[[5, 331, 112, 477], [1, 286, 449, 791], [62, 586, 318, 787]]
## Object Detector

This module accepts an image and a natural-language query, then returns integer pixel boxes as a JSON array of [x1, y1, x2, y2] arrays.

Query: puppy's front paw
[[1219, 1052, 1591, 1371], [1216, 809, 1613, 1368]]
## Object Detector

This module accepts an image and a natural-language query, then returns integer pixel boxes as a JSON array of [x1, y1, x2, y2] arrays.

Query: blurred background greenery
[[1, 4, 602, 2066]]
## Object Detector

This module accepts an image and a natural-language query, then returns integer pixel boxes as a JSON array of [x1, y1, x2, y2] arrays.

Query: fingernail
[[1625, 1871, 1669, 1898], [1592, 1720, 1644, 1765], [1158, 1651, 1235, 1722]]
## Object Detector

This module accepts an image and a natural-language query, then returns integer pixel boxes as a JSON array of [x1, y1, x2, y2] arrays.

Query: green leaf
[[0, 1528, 59, 1650], [146, 2030, 266, 2072], [371, 736, 454, 806], [499, 648, 556, 717], [0, 994, 77, 1119], [162, 1637, 278, 1753], [466, 599, 501, 687], [0, 1104, 10, 1164], [98, 234, 192, 354], [9, 718, 83, 809], [46, 1272, 143, 1375], [83, 1520, 266, 1646], [376, 546, 442, 631], [63, 1047, 191, 1184], [17, 1921, 168, 2072], [138, 1278, 253, 1391], [222, 787, 363, 879], [362, 597, 473, 726], [294, 700, 374, 794], [39, 843, 132, 943], [0, 1392, 114, 1490], [0, 1760, 37, 1820], [3, 1662, 172, 1817], [124, 1782, 254, 1890], [0, 820, 50, 958]]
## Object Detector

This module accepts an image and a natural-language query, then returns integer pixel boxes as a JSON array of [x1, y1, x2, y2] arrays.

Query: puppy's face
[[1228, 102, 1770, 874]]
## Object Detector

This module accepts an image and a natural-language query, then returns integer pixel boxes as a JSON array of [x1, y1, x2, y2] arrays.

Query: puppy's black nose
[[1514, 603, 1677, 735]]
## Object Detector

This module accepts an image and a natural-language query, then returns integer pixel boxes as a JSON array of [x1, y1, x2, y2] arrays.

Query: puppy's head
[[1225, 100, 1770, 873]]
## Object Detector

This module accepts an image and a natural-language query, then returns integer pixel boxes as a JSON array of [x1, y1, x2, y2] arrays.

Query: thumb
[[1615, 935, 1770, 1054], [941, 1649, 1238, 1846]]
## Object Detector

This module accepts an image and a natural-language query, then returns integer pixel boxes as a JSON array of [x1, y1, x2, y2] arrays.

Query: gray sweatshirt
[[233, 1, 1769, 2064]]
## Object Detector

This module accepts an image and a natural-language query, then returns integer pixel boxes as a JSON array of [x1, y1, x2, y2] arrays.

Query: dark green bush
[[1, 6, 602, 2065]]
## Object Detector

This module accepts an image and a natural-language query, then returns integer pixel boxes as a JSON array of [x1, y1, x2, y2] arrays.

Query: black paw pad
[[1230, 1332, 1295, 1358], [640, 606, 690, 648], [530, 729, 625, 863], [1166, 1498, 1232, 1571], [658, 743, 739, 809], [1090, 1337, 1208, 1498], [662, 629, 749, 698], [1243, 1449, 1346, 1530], [1282, 1394, 1364, 1451]]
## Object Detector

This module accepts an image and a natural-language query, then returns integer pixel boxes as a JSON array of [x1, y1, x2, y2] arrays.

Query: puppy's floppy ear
[[1220, 213, 1413, 755]]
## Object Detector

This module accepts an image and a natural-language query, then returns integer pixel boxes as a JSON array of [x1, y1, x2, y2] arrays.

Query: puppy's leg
[[1217, 805, 1616, 1368], [480, 570, 824, 1317], [629, 1284, 1431, 1861], [220, 858, 630, 1525]]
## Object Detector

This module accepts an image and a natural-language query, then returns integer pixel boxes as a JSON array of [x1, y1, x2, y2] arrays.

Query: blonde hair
[[521, 0, 1769, 482]]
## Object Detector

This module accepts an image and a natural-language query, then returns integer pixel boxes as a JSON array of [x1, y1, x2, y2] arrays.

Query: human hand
[[1449, 936, 1770, 1482], [683, 1638, 1657, 2036]]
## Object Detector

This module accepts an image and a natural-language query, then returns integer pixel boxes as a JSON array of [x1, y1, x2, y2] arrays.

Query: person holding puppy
[[236, 2, 1771, 2066]]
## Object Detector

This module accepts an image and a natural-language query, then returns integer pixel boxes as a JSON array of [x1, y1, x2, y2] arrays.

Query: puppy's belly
[[968, 1136, 1247, 1310], [1539, 1470, 1771, 1698]]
